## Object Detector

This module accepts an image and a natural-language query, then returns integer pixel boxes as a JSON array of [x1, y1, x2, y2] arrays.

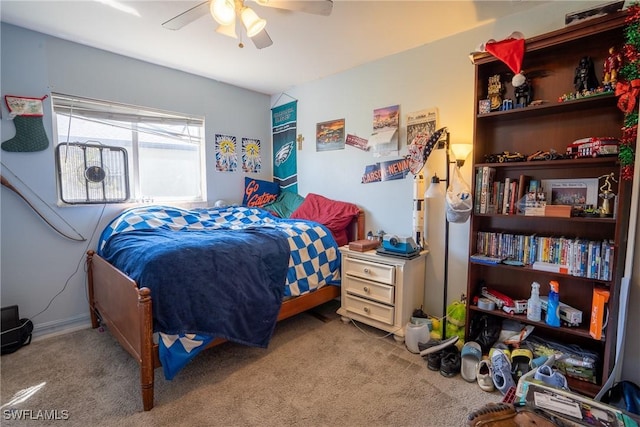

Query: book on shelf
[[496, 182, 505, 214], [474, 168, 483, 214], [532, 261, 569, 274], [516, 175, 531, 214], [491, 180, 500, 214], [502, 177, 511, 214], [479, 166, 496, 214], [509, 180, 518, 215]]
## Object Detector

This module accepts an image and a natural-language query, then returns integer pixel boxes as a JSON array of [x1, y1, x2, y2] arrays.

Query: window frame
[[51, 93, 207, 206]]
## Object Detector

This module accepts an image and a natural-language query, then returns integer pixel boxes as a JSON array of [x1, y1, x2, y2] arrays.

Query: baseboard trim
[[32, 313, 92, 341]]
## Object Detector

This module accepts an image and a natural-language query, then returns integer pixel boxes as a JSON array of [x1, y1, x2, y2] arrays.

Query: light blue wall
[[273, 1, 639, 386], [1, 23, 272, 336]]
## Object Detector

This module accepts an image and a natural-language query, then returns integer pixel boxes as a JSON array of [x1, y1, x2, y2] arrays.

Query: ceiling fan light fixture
[[216, 22, 238, 39], [210, 0, 236, 26], [241, 7, 266, 38]]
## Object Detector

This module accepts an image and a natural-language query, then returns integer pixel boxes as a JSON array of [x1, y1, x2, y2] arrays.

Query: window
[[52, 93, 206, 204]]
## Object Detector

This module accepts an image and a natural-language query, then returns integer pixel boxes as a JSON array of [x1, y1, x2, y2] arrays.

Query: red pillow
[[290, 193, 360, 246]]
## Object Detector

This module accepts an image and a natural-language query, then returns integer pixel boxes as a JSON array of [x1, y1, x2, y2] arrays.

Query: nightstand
[[337, 247, 427, 342]]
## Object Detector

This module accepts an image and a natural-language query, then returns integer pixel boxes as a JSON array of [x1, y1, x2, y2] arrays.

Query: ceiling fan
[[162, 0, 333, 49]]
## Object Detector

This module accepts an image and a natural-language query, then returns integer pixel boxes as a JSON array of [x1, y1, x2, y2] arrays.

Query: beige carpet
[[0, 301, 500, 426]]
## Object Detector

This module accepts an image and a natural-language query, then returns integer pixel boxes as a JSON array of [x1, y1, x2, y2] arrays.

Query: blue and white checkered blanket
[[98, 205, 341, 379]]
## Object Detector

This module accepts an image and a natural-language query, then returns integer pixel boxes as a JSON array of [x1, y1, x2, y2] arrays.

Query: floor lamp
[[424, 131, 472, 340]]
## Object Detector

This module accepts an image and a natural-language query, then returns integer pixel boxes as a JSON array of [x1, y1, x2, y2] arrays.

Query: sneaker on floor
[[440, 345, 461, 377], [418, 335, 459, 357], [490, 349, 516, 395], [510, 348, 533, 381], [419, 340, 446, 371], [534, 365, 569, 390], [426, 351, 442, 371], [476, 359, 494, 392], [488, 343, 511, 361]]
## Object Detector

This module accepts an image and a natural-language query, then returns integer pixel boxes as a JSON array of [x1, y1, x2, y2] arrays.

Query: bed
[[86, 194, 364, 411]]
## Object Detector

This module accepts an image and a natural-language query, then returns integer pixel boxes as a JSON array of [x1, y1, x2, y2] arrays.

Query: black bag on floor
[[600, 381, 640, 416], [1, 305, 33, 355], [468, 314, 501, 354]]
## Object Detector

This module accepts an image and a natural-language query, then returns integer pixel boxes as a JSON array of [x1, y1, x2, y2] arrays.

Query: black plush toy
[[574, 56, 599, 92]]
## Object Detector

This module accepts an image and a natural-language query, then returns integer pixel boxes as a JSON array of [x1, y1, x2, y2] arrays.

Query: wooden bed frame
[[86, 209, 364, 411]]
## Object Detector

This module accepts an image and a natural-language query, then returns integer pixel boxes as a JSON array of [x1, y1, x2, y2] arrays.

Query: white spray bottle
[[527, 281, 542, 322]]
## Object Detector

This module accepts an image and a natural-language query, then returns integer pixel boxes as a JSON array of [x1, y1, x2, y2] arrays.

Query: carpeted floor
[[0, 300, 500, 426]]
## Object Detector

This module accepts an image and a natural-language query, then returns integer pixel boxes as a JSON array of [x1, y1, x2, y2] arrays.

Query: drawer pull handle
[[363, 268, 370, 274], [364, 307, 370, 313], [363, 286, 370, 293]]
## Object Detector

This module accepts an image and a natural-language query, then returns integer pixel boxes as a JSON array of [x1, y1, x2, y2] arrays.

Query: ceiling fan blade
[[257, 0, 333, 16], [251, 29, 273, 49], [162, 1, 210, 30]]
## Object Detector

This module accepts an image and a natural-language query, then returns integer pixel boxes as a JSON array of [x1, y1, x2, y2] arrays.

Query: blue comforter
[[101, 227, 290, 344], [97, 205, 341, 379]]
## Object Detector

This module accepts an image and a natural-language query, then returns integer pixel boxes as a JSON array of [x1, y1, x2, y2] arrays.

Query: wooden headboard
[[347, 209, 366, 243]]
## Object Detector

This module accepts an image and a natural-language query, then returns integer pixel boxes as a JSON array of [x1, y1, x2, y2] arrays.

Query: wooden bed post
[[86, 250, 100, 329], [356, 209, 365, 241], [138, 287, 155, 411]]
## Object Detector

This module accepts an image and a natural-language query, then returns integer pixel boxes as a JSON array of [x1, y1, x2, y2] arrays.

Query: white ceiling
[[0, 1, 547, 95]]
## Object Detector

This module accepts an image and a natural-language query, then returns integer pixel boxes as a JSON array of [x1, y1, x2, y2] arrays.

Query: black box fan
[[55, 142, 129, 204]]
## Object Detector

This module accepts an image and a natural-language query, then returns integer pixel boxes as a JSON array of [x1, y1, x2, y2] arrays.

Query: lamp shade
[[450, 144, 473, 162], [424, 174, 443, 199], [241, 7, 266, 37], [211, 0, 236, 26]]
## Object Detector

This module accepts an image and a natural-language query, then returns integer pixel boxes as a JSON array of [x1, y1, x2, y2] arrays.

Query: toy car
[[566, 137, 619, 158], [527, 149, 566, 161], [504, 299, 528, 315], [484, 151, 526, 163], [478, 287, 527, 315]]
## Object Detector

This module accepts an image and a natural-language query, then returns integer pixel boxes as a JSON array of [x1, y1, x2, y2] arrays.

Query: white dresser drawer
[[343, 275, 394, 305], [343, 257, 395, 285], [343, 294, 394, 325]]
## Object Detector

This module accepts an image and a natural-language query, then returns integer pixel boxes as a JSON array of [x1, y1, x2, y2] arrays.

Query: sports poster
[[242, 137, 262, 173], [215, 134, 238, 172], [271, 101, 298, 192]]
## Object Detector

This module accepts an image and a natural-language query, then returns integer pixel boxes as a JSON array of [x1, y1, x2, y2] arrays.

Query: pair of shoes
[[476, 359, 494, 392], [491, 349, 516, 395], [534, 365, 569, 390], [440, 345, 461, 377], [418, 335, 459, 357], [461, 341, 483, 382]]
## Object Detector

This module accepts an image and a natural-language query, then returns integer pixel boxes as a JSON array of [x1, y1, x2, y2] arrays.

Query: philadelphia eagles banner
[[271, 101, 298, 192]]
